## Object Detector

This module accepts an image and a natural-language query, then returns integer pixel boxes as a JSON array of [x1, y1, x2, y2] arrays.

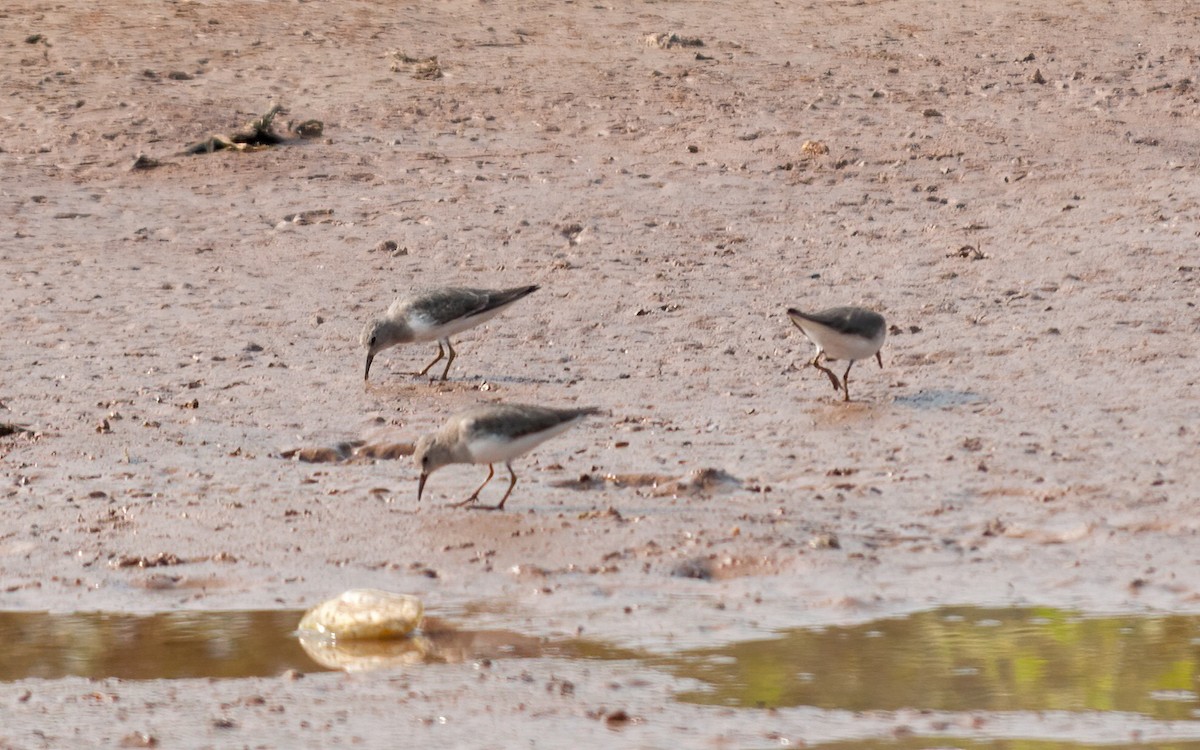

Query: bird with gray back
[[414, 403, 601, 511], [787, 306, 886, 401], [361, 285, 539, 381]]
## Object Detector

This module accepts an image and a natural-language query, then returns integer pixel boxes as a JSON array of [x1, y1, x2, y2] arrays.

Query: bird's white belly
[[815, 332, 883, 361], [410, 306, 505, 342], [465, 420, 576, 464]]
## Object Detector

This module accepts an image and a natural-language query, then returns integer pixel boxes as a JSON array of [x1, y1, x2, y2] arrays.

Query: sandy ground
[[2, 0, 1200, 746]]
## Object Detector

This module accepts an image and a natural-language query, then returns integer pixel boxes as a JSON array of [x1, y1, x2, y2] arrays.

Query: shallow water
[[0, 610, 316, 680], [0, 610, 584, 680], [2, 606, 1198, 729], [646, 607, 1200, 720]]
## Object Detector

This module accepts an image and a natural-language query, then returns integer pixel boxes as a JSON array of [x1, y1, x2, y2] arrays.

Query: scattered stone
[[605, 709, 632, 726], [577, 507, 624, 521], [1029, 68, 1046, 84], [290, 119, 324, 137], [128, 152, 163, 171], [671, 556, 713, 580], [645, 32, 704, 49], [800, 140, 829, 157], [110, 552, 187, 569], [298, 589, 424, 640], [808, 532, 840, 550], [283, 209, 334, 225], [651, 467, 741, 497], [948, 244, 988, 260], [558, 223, 584, 243], [390, 51, 443, 79]]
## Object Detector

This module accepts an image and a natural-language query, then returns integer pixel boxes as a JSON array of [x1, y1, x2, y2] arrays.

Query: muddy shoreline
[[2, 0, 1199, 746]]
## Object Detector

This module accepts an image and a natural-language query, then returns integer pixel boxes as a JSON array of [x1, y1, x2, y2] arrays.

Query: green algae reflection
[[644, 607, 1200, 718]]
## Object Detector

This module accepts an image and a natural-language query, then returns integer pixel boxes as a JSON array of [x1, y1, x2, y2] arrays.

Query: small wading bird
[[787, 306, 886, 402], [414, 403, 601, 511], [361, 285, 539, 381]]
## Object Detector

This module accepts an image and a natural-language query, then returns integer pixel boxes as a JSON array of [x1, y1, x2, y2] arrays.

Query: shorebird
[[787, 306, 886, 401], [361, 285, 539, 381], [414, 403, 600, 511]]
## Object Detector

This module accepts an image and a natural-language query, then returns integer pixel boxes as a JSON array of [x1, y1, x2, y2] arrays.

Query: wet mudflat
[[3, 0, 1200, 746]]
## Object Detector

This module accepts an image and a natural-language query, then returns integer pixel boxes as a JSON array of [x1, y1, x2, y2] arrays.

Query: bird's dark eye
[[370, 336, 377, 346]]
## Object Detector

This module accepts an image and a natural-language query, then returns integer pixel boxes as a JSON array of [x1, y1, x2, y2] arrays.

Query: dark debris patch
[[183, 105, 321, 155], [671, 556, 714, 580], [109, 552, 187, 569]]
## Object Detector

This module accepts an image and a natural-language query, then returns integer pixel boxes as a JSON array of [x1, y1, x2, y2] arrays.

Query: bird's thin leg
[[440, 338, 456, 381], [841, 361, 855, 402], [417, 341, 446, 376], [451, 463, 494, 507], [811, 351, 841, 392], [491, 463, 518, 511], [876, 350, 884, 368]]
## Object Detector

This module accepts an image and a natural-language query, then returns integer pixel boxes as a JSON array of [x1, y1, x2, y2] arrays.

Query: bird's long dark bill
[[417, 472, 428, 502], [364, 352, 375, 381], [876, 351, 884, 368]]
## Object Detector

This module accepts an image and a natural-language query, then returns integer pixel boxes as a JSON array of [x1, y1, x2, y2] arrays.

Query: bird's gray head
[[413, 434, 453, 473], [360, 319, 386, 380], [414, 434, 451, 501], [360, 319, 385, 352]]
